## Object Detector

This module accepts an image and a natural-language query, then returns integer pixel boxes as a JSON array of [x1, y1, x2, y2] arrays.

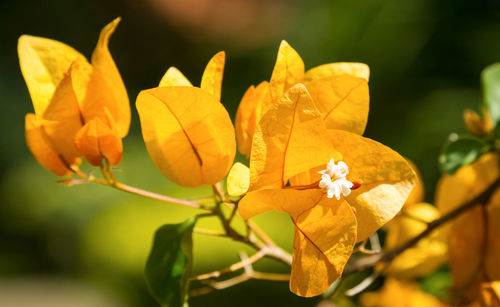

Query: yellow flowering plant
[[18, 18, 500, 307], [20, 18, 130, 175]]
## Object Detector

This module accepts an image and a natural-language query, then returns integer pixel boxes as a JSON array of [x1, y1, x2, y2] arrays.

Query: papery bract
[[90, 17, 130, 138], [227, 162, 250, 197], [18, 35, 85, 115], [248, 83, 340, 191], [200, 51, 225, 101], [360, 278, 448, 307], [436, 153, 500, 302], [159, 67, 193, 87], [235, 40, 369, 157], [303, 62, 370, 82], [19, 18, 130, 173], [137, 51, 235, 187], [136, 86, 235, 187], [382, 161, 447, 279], [384, 203, 448, 279], [235, 81, 270, 156], [25, 113, 80, 176], [481, 282, 500, 307], [239, 83, 416, 296], [74, 116, 122, 166]]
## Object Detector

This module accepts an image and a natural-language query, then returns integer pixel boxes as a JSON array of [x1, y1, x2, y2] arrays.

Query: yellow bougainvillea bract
[[238, 83, 416, 297], [136, 52, 236, 187], [19, 18, 130, 173], [383, 161, 448, 279], [227, 162, 250, 197], [482, 282, 500, 307], [360, 278, 448, 307], [384, 202, 448, 279], [436, 153, 500, 303], [235, 40, 370, 156]]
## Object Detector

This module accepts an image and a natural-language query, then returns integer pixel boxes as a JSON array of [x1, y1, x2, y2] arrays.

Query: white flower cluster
[[318, 158, 354, 200]]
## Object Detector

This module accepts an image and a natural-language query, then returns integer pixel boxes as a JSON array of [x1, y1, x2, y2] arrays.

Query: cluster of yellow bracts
[[21, 18, 129, 175], [20, 19, 424, 297], [363, 152, 500, 306]]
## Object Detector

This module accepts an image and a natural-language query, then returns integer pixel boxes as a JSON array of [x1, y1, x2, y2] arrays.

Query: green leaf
[[439, 134, 490, 174], [145, 217, 196, 307], [481, 63, 500, 127]]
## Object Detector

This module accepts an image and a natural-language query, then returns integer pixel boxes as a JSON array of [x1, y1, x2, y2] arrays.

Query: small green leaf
[[439, 134, 490, 174], [145, 217, 196, 307], [481, 63, 500, 127]]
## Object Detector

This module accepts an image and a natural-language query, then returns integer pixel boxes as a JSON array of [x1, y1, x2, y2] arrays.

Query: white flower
[[318, 158, 354, 200]]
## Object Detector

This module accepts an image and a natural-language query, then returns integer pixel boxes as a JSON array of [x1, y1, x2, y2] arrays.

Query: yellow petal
[[249, 84, 341, 191], [235, 85, 256, 156], [239, 188, 320, 219], [436, 154, 500, 302], [159, 67, 193, 87], [40, 72, 83, 159], [384, 203, 448, 279], [305, 75, 369, 135], [25, 113, 79, 176], [481, 282, 500, 307], [328, 129, 417, 242], [269, 41, 305, 103], [304, 62, 370, 81], [200, 51, 225, 101], [360, 278, 448, 307], [227, 162, 250, 197], [463, 109, 489, 136], [486, 190, 500, 280], [404, 159, 425, 207], [74, 116, 123, 166], [18, 35, 85, 115], [70, 57, 127, 135], [136, 86, 236, 187], [237, 188, 356, 296], [449, 206, 486, 301], [436, 153, 500, 215], [290, 197, 357, 297], [235, 81, 270, 157], [90, 17, 130, 138]]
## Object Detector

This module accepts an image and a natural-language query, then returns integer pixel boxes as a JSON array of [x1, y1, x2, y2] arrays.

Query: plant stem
[[190, 251, 290, 296], [71, 167, 212, 210], [190, 250, 267, 281], [73, 166, 293, 287], [193, 228, 225, 237], [112, 181, 211, 210]]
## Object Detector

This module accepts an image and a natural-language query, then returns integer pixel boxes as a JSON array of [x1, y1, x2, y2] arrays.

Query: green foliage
[[481, 63, 500, 128], [145, 217, 196, 307], [439, 134, 490, 174]]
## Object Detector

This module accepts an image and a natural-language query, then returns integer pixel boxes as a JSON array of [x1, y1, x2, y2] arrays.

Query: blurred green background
[[1, 0, 500, 306]]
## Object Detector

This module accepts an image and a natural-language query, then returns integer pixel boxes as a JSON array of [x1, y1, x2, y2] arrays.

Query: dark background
[[1, 0, 499, 306]]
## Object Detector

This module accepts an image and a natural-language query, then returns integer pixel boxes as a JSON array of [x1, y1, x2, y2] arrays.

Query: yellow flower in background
[[238, 83, 416, 297], [235, 40, 370, 156], [383, 161, 448, 279], [463, 109, 493, 137], [360, 278, 449, 307], [383, 202, 448, 278], [481, 281, 500, 307], [136, 52, 236, 187], [436, 153, 500, 303], [19, 18, 130, 173]]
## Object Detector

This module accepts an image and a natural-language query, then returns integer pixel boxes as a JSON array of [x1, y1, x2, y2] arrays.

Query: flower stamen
[[318, 158, 354, 200]]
